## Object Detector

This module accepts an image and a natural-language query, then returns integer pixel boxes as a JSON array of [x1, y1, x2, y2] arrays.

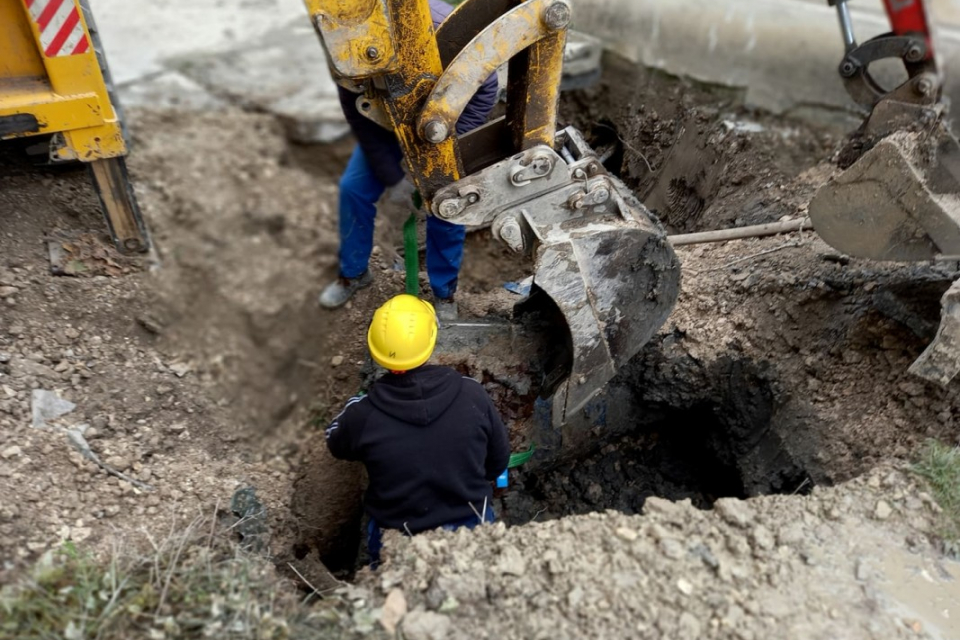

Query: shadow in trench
[[499, 352, 813, 525]]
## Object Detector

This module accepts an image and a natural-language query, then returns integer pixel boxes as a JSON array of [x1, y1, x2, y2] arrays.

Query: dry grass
[[0, 513, 360, 640], [913, 439, 960, 558]]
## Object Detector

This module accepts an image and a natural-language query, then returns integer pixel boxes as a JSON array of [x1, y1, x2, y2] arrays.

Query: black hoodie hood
[[367, 365, 464, 425]]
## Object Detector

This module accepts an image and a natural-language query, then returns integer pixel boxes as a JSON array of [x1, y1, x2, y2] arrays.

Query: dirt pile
[[561, 57, 836, 234], [352, 465, 959, 640], [660, 237, 960, 481], [0, 108, 356, 580]]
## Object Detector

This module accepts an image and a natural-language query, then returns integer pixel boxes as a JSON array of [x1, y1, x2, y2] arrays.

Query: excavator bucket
[[813, 0, 960, 262], [808, 124, 960, 262], [809, 118, 960, 386], [519, 198, 679, 423], [431, 127, 681, 425]]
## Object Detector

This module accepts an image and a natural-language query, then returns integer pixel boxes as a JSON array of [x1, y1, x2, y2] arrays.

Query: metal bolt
[[593, 187, 610, 204], [365, 46, 381, 61], [916, 75, 936, 97], [437, 198, 462, 219], [422, 120, 449, 144], [500, 223, 520, 243], [905, 43, 925, 63], [542, 1, 571, 30], [573, 168, 587, 180], [839, 59, 858, 77], [494, 215, 526, 253]]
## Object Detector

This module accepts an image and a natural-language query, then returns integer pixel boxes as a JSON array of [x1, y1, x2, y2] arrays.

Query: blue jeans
[[338, 144, 466, 300], [366, 505, 496, 569]]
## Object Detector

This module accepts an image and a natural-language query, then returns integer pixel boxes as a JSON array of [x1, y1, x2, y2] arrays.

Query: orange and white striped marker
[[23, 0, 91, 58]]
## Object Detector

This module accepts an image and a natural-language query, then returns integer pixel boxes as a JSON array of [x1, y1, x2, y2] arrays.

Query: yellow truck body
[[0, 0, 149, 254]]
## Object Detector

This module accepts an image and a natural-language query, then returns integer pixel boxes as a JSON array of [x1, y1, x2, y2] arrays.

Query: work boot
[[435, 298, 458, 322], [318, 271, 373, 308]]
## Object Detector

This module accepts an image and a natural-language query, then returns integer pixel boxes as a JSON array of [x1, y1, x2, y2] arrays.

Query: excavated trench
[[283, 59, 849, 577], [292, 341, 819, 576], [281, 55, 960, 581], [297, 328, 822, 577]]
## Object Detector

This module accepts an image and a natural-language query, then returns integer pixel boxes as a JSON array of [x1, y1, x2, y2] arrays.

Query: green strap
[[508, 445, 535, 468], [403, 190, 423, 296]]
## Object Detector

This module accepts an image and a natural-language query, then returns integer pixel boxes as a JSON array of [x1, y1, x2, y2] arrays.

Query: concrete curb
[[571, 0, 960, 130]]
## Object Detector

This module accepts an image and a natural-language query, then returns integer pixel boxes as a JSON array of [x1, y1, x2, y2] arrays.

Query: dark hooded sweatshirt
[[325, 365, 510, 533], [337, 0, 500, 187]]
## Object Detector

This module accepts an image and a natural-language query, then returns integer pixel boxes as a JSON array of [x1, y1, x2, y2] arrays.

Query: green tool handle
[[403, 190, 423, 297], [403, 213, 419, 297]]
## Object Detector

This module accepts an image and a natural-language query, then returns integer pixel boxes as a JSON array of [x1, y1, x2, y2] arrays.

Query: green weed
[[0, 515, 356, 640], [913, 439, 960, 557]]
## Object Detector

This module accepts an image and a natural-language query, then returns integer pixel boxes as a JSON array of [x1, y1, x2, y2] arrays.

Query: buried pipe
[[409, 219, 813, 254], [668, 218, 812, 247]]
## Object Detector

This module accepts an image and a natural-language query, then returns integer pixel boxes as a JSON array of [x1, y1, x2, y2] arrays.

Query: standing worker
[[318, 0, 500, 321], [325, 294, 511, 566]]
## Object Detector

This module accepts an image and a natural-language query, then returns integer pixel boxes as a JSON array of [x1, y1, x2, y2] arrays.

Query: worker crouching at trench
[[325, 294, 511, 567]]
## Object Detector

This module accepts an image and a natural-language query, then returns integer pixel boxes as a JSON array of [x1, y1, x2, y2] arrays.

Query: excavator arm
[[305, 0, 568, 199], [303, 0, 680, 425]]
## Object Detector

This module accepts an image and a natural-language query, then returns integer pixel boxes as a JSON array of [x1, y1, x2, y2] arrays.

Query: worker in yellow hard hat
[[325, 294, 510, 567]]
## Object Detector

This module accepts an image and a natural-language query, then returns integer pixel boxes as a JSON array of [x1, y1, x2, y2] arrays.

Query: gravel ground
[[349, 465, 960, 640], [2, 76, 960, 640]]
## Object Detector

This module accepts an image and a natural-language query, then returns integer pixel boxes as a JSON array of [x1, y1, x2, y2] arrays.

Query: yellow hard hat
[[367, 294, 438, 371]]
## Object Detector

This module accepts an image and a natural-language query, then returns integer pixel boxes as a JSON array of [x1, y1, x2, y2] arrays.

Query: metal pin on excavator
[[302, 0, 960, 433]]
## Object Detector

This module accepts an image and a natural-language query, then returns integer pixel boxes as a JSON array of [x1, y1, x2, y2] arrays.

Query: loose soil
[[1, 55, 959, 639], [366, 465, 960, 640]]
